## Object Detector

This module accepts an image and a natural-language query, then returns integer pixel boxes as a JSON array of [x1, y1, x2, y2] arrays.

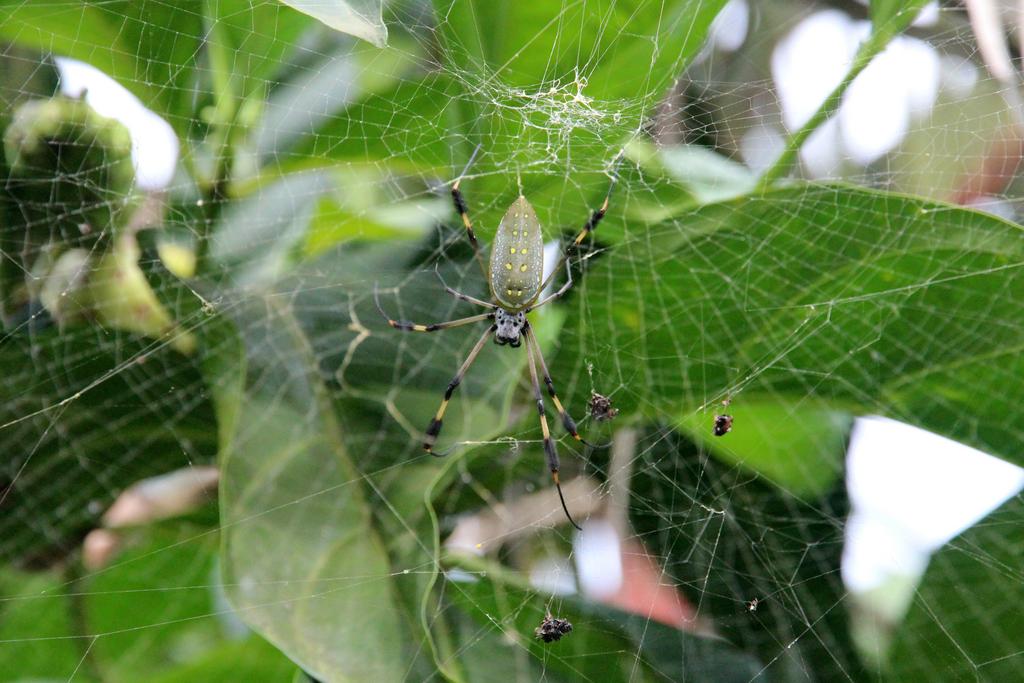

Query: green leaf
[[279, 0, 386, 47], [886, 494, 1024, 680], [212, 170, 338, 284], [86, 526, 223, 681], [301, 189, 447, 258], [218, 294, 407, 681], [212, 229, 573, 679], [626, 139, 755, 205], [552, 184, 1024, 472], [0, 567, 89, 681], [149, 637, 299, 683], [884, 348, 1024, 461], [435, 0, 726, 101], [249, 38, 422, 168]]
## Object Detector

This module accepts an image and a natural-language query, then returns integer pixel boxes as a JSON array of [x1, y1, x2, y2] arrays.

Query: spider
[[713, 397, 733, 437], [713, 413, 733, 437], [376, 148, 619, 531]]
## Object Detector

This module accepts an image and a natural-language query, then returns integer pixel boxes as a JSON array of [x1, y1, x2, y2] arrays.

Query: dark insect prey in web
[[588, 391, 618, 422], [535, 613, 573, 643]]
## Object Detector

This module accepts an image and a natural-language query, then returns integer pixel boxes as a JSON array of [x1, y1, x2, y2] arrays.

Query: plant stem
[[755, 31, 891, 193], [420, 454, 468, 683], [66, 561, 103, 681], [193, 131, 233, 275]]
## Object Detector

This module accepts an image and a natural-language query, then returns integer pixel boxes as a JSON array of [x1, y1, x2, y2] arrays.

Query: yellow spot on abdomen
[[505, 263, 513, 270], [520, 264, 528, 272], [510, 247, 516, 255], [520, 248, 527, 255]]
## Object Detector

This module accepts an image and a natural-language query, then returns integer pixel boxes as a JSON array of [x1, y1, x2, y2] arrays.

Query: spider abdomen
[[489, 196, 543, 310]]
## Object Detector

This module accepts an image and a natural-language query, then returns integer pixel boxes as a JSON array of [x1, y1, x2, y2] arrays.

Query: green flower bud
[[83, 233, 196, 355], [4, 96, 136, 248], [29, 246, 92, 325]]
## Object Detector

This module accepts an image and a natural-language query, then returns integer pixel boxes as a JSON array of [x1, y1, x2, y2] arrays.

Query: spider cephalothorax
[[376, 148, 619, 529], [494, 309, 526, 346]]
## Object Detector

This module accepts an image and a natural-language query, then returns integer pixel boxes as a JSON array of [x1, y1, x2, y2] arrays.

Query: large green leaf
[[0, 567, 88, 680], [85, 525, 224, 681], [435, 0, 727, 100], [249, 37, 424, 170], [218, 297, 407, 681], [550, 184, 1024, 488]]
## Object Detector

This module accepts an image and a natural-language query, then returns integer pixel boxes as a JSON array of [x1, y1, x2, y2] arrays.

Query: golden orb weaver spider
[[375, 148, 620, 530]]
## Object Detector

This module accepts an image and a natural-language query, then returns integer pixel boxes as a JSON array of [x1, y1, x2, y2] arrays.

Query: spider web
[[2, 1, 1024, 681]]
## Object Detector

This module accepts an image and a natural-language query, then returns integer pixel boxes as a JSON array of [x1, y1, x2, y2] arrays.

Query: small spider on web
[[376, 145, 623, 530]]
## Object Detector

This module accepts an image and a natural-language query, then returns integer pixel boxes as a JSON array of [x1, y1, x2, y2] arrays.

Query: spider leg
[[538, 151, 624, 294], [423, 324, 496, 454], [527, 258, 572, 311], [525, 325, 583, 531], [374, 283, 494, 332], [434, 264, 496, 309], [450, 145, 489, 280], [523, 323, 598, 448]]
